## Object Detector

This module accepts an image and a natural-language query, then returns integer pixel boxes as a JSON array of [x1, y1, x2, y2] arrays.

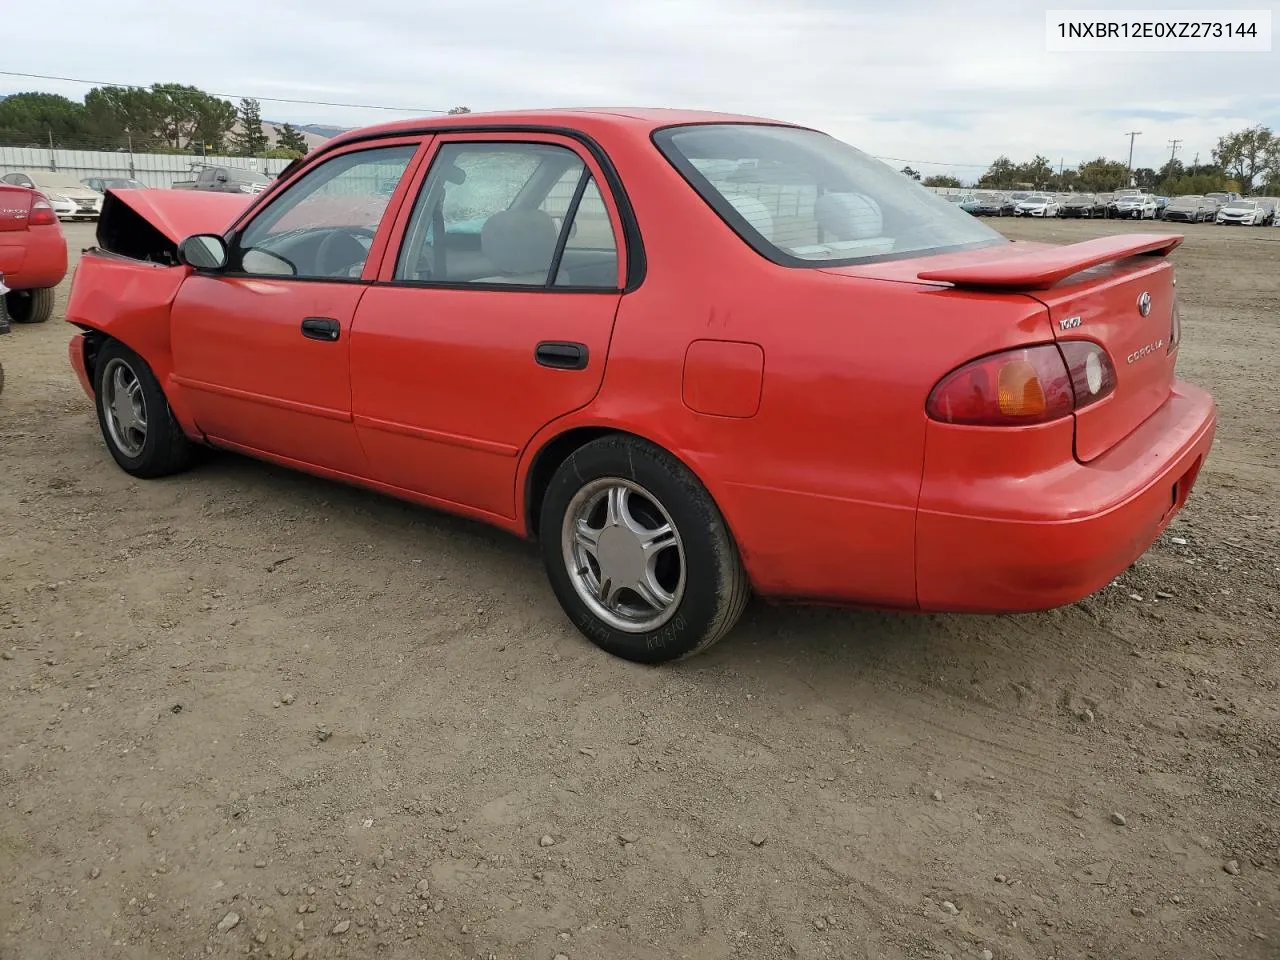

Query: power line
[[873, 154, 989, 169], [0, 70, 449, 114]]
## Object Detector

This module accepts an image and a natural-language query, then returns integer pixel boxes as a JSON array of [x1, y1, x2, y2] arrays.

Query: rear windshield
[[652, 123, 1005, 267]]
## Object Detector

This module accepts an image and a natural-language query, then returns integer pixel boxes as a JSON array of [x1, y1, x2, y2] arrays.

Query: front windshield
[[652, 123, 1005, 266], [1026, 195, 1051, 203]]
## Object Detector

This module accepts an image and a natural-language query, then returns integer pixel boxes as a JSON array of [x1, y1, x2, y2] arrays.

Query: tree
[[0, 92, 90, 147], [148, 83, 234, 152], [447, 106, 472, 115], [1015, 155, 1054, 189], [276, 122, 309, 154], [1132, 167, 1158, 190], [190, 94, 237, 155], [1076, 156, 1130, 192], [900, 166, 921, 180], [263, 146, 304, 159], [978, 156, 1018, 189], [83, 86, 161, 150], [1160, 172, 1230, 196], [1212, 125, 1274, 193], [1158, 158, 1185, 182], [229, 98, 269, 156], [923, 174, 962, 188]]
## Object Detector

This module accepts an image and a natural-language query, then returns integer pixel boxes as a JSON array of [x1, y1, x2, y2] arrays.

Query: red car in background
[[0, 183, 68, 325], [63, 109, 1216, 663]]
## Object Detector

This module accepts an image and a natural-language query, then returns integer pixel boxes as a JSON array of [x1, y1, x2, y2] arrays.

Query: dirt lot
[[2, 218, 1277, 960]]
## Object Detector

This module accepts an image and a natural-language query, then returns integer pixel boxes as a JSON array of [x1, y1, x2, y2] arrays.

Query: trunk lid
[[0, 185, 32, 232], [827, 233, 1183, 463], [1030, 255, 1178, 461]]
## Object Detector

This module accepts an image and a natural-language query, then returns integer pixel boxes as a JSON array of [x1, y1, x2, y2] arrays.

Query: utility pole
[[1191, 151, 1200, 175], [1126, 131, 1142, 184], [1168, 139, 1182, 168]]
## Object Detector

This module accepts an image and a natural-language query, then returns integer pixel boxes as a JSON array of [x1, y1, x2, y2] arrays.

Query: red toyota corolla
[[1, 183, 68, 324], [64, 109, 1216, 663]]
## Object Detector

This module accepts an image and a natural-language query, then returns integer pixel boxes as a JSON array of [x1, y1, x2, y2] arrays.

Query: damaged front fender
[[66, 188, 249, 434]]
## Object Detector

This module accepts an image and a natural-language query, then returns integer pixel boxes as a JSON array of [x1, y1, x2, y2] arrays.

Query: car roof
[[4, 168, 83, 184], [325, 107, 799, 149]]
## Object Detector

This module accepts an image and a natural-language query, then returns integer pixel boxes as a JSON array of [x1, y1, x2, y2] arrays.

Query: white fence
[[0, 146, 293, 188]]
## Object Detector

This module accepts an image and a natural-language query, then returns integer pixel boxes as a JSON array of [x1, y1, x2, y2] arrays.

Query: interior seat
[[476, 208, 565, 284], [814, 192, 883, 240]]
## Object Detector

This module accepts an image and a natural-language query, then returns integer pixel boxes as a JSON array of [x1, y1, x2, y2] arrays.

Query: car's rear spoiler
[[917, 233, 1184, 290]]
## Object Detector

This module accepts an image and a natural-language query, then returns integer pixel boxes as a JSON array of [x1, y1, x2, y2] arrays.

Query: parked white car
[[1111, 192, 1158, 219], [0, 170, 103, 220], [1013, 194, 1059, 217], [1216, 199, 1267, 226]]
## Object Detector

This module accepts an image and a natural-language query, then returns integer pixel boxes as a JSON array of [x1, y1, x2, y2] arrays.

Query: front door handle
[[535, 341, 588, 370], [301, 317, 341, 342]]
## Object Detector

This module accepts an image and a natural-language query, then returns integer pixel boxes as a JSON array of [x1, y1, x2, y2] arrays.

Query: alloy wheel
[[101, 357, 148, 458], [561, 477, 687, 633]]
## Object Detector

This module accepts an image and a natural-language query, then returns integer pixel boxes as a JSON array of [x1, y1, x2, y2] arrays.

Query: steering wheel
[[315, 228, 374, 277]]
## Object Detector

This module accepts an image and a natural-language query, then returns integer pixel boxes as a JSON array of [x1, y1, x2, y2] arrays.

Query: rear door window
[[395, 141, 621, 289]]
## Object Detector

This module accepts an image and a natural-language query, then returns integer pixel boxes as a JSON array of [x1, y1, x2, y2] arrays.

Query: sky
[[4, 0, 1279, 180]]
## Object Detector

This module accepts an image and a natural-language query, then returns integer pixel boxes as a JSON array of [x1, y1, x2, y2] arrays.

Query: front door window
[[232, 144, 418, 279]]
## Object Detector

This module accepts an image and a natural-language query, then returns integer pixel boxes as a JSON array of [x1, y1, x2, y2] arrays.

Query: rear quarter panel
[[523, 125, 1053, 606]]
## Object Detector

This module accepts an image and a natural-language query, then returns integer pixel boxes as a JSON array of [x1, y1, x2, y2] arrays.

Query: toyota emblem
[[1137, 291, 1152, 316]]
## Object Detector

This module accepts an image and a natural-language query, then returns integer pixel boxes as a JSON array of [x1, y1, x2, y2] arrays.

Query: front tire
[[5, 287, 55, 324], [538, 435, 750, 664], [93, 340, 197, 478]]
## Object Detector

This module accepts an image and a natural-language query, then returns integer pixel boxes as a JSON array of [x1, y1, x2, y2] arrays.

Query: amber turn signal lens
[[996, 359, 1048, 418]]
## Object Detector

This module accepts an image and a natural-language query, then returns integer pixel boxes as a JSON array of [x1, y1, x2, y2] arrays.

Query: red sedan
[[63, 109, 1216, 663], [1, 183, 68, 324]]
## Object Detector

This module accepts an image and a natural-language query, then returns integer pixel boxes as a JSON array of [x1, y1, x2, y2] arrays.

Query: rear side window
[[653, 123, 1005, 267], [394, 141, 620, 289]]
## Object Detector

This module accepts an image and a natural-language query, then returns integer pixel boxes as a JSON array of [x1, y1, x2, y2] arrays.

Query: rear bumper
[[0, 226, 67, 290], [916, 380, 1216, 612]]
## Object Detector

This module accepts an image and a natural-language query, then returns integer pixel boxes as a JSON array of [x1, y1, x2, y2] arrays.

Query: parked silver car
[[1161, 195, 1217, 223]]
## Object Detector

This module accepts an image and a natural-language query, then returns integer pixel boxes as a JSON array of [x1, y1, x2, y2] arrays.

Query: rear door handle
[[535, 341, 588, 370], [301, 317, 341, 342]]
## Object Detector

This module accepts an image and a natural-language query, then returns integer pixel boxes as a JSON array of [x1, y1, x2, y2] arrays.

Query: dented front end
[[66, 188, 252, 406]]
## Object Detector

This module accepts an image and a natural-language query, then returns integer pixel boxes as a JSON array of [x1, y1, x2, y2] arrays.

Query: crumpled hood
[[102, 188, 252, 243], [95, 188, 255, 265]]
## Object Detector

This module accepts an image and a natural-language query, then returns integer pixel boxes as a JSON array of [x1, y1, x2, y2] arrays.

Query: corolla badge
[[1127, 340, 1165, 364], [1137, 291, 1152, 316]]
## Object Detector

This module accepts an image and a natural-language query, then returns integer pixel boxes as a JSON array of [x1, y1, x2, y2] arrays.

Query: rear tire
[[538, 435, 750, 664], [5, 287, 55, 324], [93, 339, 197, 478]]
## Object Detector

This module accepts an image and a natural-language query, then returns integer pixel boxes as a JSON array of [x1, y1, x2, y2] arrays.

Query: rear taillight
[[28, 199, 56, 226], [926, 341, 1116, 427]]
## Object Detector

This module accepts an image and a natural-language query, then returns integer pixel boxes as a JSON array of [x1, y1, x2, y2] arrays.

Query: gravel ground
[[1, 218, 1277, 960]]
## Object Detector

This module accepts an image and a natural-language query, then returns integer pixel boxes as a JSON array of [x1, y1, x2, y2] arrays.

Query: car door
[[169, 137, 427, 475], [350, 133, 628, 519]]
